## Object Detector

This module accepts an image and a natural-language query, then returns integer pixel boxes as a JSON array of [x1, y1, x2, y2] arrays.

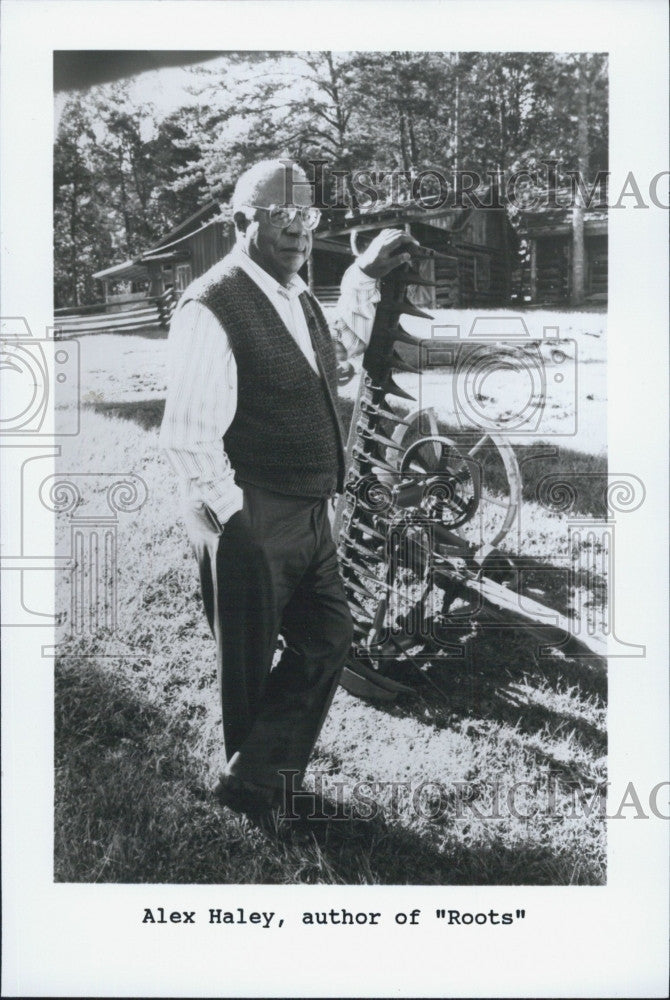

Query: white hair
[[231, 159, 308, 218]]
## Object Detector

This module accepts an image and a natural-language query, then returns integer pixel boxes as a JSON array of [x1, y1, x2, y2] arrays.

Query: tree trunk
[[498, 90, 507, 181], [571, 57, 590, 305], [392, 53, 412, 175], [131, 154, 152, 239], [117, 147, 134, 256], [398, 105, 411, 174], [70, 178, 79, 306], [453, 55, 460, 188], [325, 51, 358, 212], [571, 194, 585, 305], [408, 114, 418, 166], [529, 240, 537, 302]]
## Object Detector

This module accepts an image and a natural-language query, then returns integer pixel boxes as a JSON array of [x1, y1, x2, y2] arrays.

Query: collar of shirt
[[231, 242, 308, 304]]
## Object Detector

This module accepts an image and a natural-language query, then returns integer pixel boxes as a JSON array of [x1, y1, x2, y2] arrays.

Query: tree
[[185, 52, 364, 205], [53, 52, 608, 307], [54, 96, 113, 306], [91, 84, 160, 255], [54, 86, 210, 305], [147, 108, 209, 228], [532, 53, 608, 303]]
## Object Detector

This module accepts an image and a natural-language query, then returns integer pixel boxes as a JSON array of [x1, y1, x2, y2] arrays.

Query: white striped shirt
[[159, 244, 380, 524]]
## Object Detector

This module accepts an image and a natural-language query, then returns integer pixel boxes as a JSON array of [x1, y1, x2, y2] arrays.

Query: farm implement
[[334, 242, 607, 702]]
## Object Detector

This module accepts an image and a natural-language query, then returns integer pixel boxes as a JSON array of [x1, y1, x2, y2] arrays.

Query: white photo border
[[1, 1, 668, 997]]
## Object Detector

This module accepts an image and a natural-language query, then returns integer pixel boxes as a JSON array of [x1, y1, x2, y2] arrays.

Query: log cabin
[[93, 197, 518, 311], [92, 202, 234, 308], [312, 201, 518, 310], [513, 202, 608, 307]]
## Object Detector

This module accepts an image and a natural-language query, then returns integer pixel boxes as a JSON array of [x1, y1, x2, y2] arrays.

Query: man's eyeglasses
[[247, 203, 322, 231]]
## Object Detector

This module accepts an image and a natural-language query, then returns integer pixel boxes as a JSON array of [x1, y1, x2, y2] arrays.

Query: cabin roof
[[92, 214, 221, 282], [92, 259, 149, 282], [517, 193, 608, 238], [320, 200, 510, 237], [149, 200, 222, 250], [92, 249, 191, 282], [524, 218, 608, 238]]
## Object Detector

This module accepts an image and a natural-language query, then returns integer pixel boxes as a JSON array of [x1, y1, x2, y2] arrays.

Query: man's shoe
[[213, 773, 279, 815], [213, 773, 313, 845]]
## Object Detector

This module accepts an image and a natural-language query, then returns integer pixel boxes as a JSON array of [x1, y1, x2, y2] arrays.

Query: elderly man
[[160, 159, 414, 827]]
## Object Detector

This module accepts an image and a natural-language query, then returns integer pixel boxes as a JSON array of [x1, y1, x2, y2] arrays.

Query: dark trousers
[[188, 482, 353, 790]]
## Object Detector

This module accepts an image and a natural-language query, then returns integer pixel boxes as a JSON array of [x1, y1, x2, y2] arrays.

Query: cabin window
[[175, 264, 193, 291]]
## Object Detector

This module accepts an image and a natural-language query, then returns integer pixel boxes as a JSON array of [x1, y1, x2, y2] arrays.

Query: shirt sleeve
[[331, 261, 380, 358], [159, 299, 244, 526]]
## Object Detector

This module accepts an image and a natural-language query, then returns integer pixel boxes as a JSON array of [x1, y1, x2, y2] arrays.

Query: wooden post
[[499, 206, 512, 305], [148, 263, 163, 298], [529, 240, 537, 302], [571, 56, 589, 306], [571, 200, 585, 305]]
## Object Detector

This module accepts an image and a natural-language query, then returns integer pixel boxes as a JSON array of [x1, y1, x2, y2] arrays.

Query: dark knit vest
[[184, 258, 344, 497]]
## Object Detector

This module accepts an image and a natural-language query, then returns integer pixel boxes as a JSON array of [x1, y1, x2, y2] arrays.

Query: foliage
[[54, 86, 208, 306], [54, 52, 608, 305], [54, 95, 112, 307]]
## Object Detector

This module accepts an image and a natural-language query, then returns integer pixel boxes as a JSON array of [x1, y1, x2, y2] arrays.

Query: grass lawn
[[54, 312, 607, 885]]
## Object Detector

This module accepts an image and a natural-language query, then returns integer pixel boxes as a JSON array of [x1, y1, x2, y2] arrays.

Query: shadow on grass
[[85, 395, 605, 517], [291, 804, 603, 886], [55, 656, 296, 884], [78, 325, 169, 341], [360, 622, 607, 774], [86, 398, 166, 431], [55, 657, 602, 885]]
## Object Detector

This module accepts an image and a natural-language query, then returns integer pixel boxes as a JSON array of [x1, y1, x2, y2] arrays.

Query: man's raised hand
[[356, 229, 420, 280]]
